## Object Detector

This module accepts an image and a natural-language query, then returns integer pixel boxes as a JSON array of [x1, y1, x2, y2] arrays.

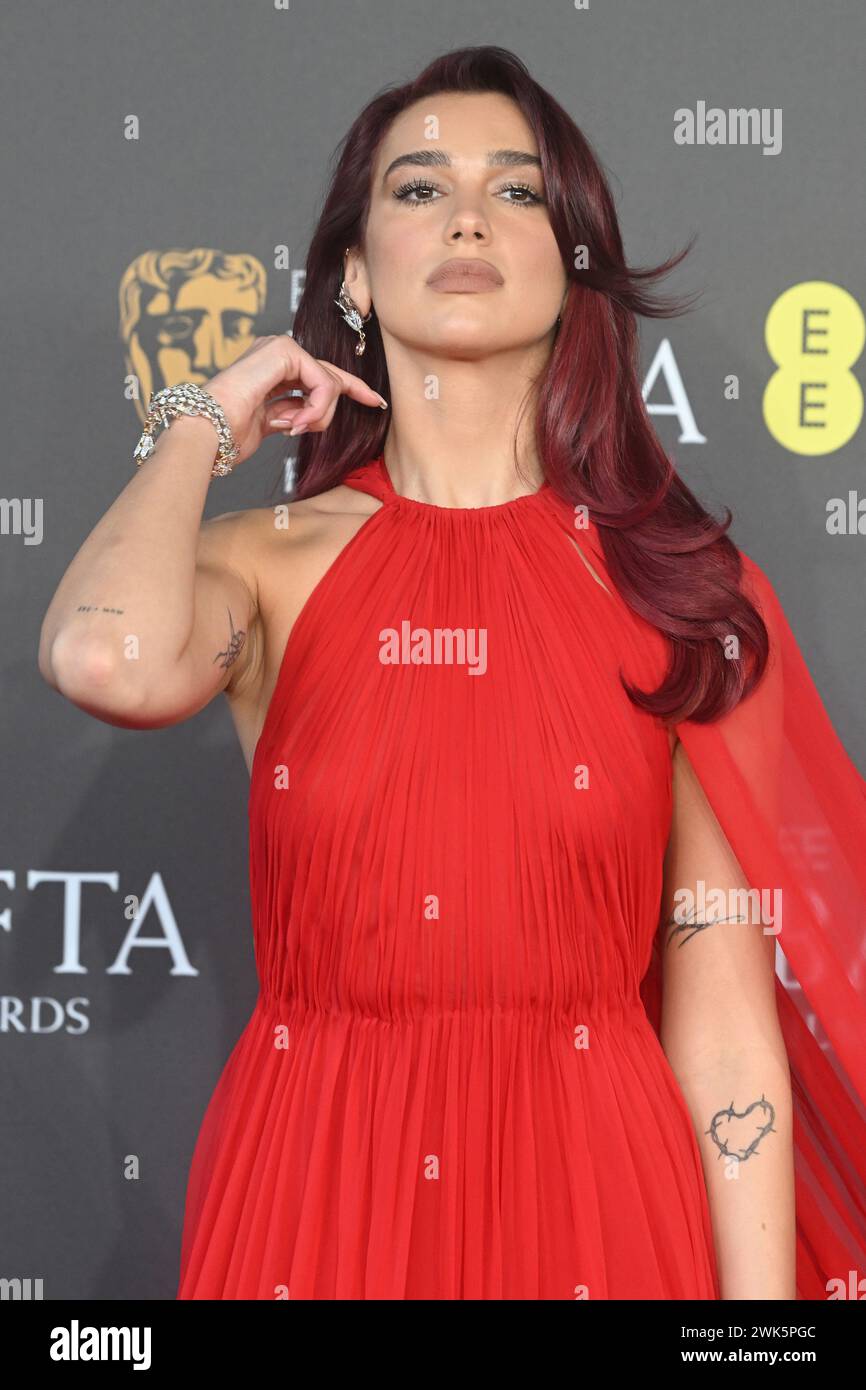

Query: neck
[[379, 339, 550, 507]]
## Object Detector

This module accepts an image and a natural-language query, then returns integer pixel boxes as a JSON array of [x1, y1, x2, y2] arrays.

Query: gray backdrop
[[2, 0, 864, 1300]]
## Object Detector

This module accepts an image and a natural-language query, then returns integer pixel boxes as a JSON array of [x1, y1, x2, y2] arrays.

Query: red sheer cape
[[638, 551, 866, 1300]]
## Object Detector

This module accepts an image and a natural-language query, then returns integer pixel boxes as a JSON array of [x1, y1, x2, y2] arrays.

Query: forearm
[[672, 1049, 796, 1299], [40, 415, 220, 702]]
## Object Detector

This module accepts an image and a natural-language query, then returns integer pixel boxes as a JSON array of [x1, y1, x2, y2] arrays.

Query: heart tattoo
[[706, 1094, 776, 1161]]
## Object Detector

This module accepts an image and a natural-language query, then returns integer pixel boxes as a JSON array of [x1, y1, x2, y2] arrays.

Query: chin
[[422, 332, 513, 360]]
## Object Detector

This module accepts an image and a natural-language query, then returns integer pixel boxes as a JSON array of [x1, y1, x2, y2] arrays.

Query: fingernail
[[288, 423, 307, 436], [377, 397, 389, 409], [271, 418, 293, 427]]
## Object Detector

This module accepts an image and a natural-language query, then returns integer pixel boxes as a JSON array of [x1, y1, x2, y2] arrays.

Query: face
[[351, 91, 567, 359]]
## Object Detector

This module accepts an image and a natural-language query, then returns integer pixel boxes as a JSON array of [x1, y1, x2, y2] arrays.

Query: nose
[[443, 203, 491, 243]]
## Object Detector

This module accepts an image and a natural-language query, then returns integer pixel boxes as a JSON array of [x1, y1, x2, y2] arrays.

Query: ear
[[343, 246, 372, 316]]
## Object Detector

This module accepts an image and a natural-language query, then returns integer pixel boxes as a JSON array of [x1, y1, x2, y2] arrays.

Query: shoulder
[[252, 484, 384, 621], [199, 484, 383, 711], [198, 483, 382, 591]]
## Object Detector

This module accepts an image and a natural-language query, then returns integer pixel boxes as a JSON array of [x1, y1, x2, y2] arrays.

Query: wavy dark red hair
[[282, 44, 768, 725]]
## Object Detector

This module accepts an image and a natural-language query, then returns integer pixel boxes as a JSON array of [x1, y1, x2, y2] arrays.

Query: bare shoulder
[[231, 482, 382, 579], [206, 483, 383, 772], [197, 483, 380, 644], [251, 481, 383, 644]]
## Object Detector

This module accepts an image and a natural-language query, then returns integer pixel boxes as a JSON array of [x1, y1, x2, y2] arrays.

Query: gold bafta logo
[[119, 249, 268, 423]]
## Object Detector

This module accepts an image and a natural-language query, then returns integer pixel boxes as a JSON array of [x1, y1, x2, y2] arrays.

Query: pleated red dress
[[176, 454, 866, 1300]]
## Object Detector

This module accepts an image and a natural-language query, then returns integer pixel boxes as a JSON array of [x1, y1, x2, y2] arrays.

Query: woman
[[39, 46, 866, 1300]]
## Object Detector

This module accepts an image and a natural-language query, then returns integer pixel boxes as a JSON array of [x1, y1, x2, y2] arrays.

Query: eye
[[497, 181, 545, 207], [391, 177, 546, 208], [392, 177, 444, 206]]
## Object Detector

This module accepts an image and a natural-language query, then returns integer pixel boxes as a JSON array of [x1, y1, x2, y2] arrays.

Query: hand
[[203, 335, 387, 468]]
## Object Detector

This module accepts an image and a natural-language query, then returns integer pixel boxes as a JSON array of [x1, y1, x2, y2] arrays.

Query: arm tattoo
[[76, 604, 125, 614], [212, 606, 246, 669], [706, 1094, 776, 1162], [664, 907, 748, 949]]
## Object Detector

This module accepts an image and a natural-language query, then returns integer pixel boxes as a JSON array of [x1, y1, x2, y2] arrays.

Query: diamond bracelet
[[132, 382, 240, 478]]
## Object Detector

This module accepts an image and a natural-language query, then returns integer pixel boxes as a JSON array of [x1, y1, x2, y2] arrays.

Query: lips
[[426, 258, 504, 291]]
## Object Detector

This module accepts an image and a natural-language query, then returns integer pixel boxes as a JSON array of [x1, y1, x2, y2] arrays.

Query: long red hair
[[284, 44, 768, 725]]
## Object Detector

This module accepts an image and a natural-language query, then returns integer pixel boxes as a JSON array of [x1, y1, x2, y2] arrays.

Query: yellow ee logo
[[763, 282, 864, 455]]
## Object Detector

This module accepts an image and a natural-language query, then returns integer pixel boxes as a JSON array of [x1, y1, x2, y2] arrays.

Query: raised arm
[[38, 416, 259, 730], [37, 336, 387, 731]]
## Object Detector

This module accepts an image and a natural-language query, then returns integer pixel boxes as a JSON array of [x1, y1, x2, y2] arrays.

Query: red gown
[[176, 454, 866, 1300]]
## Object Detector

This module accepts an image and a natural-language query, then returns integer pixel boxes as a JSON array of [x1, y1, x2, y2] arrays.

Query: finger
[[314, 360, 388, 410], [276, 378, 337, 434], [264, 387, 306, 414], [263, 396, 306, 431], [292, 393, 342, 436], [287, 374, 387, 435], [237, 338, 328, 405], [260, 341, 387, 416]]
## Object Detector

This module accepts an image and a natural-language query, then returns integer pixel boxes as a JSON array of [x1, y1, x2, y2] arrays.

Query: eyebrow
[[381, 148, 543, 182]]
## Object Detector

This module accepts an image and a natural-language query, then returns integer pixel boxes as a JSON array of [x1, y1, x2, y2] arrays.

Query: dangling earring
[[335, 249, 373, 356], [334, 281, 373, 355]]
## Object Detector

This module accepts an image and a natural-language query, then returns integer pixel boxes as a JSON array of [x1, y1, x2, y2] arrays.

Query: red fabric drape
[[639, 552, 866, 1300]]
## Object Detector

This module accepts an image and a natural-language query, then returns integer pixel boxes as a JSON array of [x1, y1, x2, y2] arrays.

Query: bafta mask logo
[[119, 249, 268, 423]]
